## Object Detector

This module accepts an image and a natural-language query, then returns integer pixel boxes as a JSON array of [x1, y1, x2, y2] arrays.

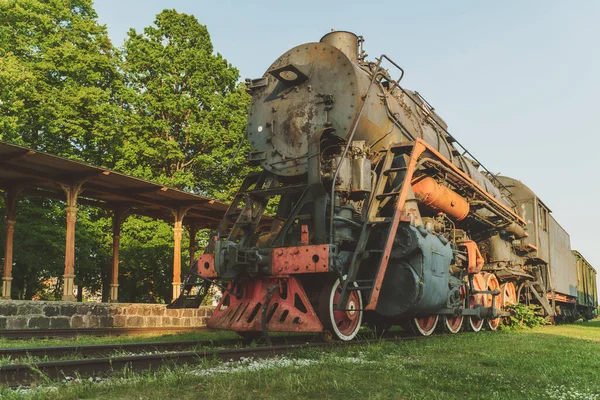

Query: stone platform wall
[[0, 301, 213, 330]]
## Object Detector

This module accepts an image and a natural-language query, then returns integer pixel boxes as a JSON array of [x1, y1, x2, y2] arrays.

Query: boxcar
[[573, 251, 598, 320]]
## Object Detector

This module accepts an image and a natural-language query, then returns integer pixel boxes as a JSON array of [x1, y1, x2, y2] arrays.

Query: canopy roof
[[0, 141, 230, 228]]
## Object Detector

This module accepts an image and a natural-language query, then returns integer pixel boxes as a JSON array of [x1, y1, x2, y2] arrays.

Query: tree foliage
[[0, 0, 123, 166], [0, 197, 65, 299], [0, 0, 123, 300], [0, 5, 250, 302], [119, 9, 251, 199]]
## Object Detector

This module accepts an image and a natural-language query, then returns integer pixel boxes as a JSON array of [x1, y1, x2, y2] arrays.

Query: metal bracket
[[245, 77, 268, 94], [248, 151, 267, 165]]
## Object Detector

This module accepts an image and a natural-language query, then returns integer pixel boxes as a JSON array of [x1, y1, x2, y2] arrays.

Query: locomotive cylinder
[[412, 177, 470, 221]]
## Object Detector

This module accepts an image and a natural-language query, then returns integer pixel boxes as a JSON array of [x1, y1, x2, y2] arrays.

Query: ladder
[[338, 143, 419, 311], [218, 171, 277, 246], [169, 172, 277, 308]]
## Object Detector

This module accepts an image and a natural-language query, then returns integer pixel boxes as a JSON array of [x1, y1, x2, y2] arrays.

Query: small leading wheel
[[398, 318, 412, 332], [372, 322, 393, 337], [500, 282, 517, 307], [443, 285, 466, 334], [467, 273, 486, 332], [483, 273, 501, 331], [411, 315, 439, 336], [318, 276, 363, 341]]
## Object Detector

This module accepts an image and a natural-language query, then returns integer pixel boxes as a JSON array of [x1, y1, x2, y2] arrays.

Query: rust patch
[[197, 254, 217, 278], [271, 245, 329, 275], [300, 225, 309, 246]]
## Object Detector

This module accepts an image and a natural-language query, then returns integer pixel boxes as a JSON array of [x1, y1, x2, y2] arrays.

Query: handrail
[[370, 55, 516, 209], [396, 87, 517, 209], [380, 54, 405, 83]]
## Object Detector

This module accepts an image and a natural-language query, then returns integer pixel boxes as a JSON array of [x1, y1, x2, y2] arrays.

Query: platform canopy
[[0, 141, 230, 226]]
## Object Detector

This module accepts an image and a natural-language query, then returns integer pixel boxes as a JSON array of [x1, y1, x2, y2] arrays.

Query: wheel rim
[[444, 286, 466, 334], [412, 315, 439, 336], [321, 277, 363, 341], [483, 273, 500, 331], [500, 282, 516, 324], [501, 282, 517, 306], [500, 282, 517, 308], [468, 273, 485, 332]]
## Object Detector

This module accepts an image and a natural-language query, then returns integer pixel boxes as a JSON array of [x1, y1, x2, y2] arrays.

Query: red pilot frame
[[198, 244, 330, 332], [207, 277, 323, 333]]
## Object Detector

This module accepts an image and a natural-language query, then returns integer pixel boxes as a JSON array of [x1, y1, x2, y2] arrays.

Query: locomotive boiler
[[171, 31, 597, 340]]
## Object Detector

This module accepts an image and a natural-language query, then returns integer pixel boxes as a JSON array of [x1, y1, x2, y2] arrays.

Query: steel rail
[[0, 339, 234, 360], [0, 334, 319, 360], [0, 334, 428, 386], [0, 327, 207, 340]]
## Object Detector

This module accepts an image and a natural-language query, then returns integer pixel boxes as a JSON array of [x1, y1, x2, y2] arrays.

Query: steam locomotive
[[171, 31, 598, 340]]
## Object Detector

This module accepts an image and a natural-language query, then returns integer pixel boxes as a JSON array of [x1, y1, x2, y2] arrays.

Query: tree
[[0, 6, 253, 302], [108, 11, 254, 301], [0, 54, 36, 140], [118, 216, 179, 303], [0, 0, 123, 167], [0, 0, 123, 299], [119, 9, 252, 200]]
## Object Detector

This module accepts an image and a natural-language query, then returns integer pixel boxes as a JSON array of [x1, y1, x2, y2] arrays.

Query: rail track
[[0, 333, 426, 387], [0, 334, 318, 359], [0, 327, 207, 340]]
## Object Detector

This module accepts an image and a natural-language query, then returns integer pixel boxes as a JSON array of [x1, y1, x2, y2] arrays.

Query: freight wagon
[[573, 251, 598, 320]]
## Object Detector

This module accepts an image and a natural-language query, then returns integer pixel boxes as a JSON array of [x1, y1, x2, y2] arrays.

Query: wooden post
[[2, 189, 21, 300], [61, 182, 83, 301], [188, 224, 197, 267], [110, 207, 126, 303], [171, 208, 187, 301]]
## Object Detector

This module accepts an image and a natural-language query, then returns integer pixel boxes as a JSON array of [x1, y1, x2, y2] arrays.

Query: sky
[[94, 0, 600, 296]]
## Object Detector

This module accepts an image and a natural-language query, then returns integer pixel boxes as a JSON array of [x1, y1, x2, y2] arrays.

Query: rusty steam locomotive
[[171, 31, 598, 340]]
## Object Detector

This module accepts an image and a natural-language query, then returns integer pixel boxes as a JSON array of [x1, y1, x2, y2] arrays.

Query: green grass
[[2, 320, 599, 399], [528, 319, 600, 342]]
